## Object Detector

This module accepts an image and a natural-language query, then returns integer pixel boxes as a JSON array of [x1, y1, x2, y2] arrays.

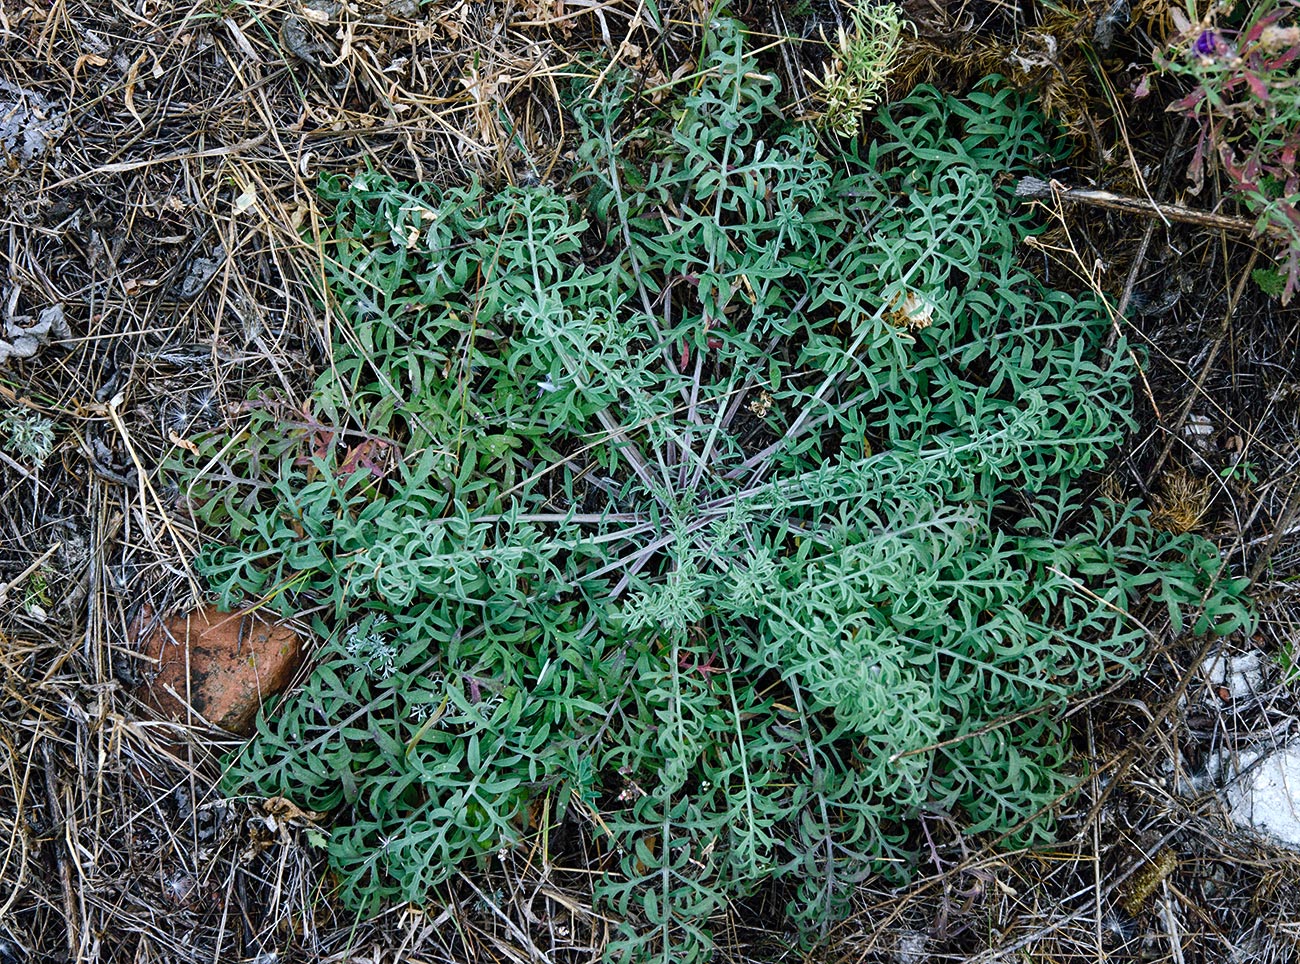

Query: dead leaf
[[168, 430, 200, 455], [340, 438, 394, 479], [287, 200, 311, 232], [124, 50, 149, 126], [222, 16, 263, 63], [232, 183, 258, 215], [264, 796, 325, 824], [73, 52, 109, 82]]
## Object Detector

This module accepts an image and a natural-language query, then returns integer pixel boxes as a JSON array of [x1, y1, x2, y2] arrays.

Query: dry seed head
[[1119, 847, 1178, 917], [1149, 467, 1212, 534], [886, 290, 934, 332]]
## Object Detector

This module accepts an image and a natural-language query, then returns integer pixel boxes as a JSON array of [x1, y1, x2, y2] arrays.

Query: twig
[[458, 871, 554, 963], [1159, 883, 1187, 964], [102, 393, 201, 593], [1016, 178, 1278, 237], [888, 701, 1073, 764], [44, 134, 269, 190], [40, 742, 80, 961], [1114, 118, 1191, 330], [1081, 632, 1220, 830]]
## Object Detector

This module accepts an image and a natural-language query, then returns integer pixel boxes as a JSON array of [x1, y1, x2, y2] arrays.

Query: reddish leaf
[[1168, 88, 1206, 113], [1243, 70, 1272, 101], [340, 439, 393, 479], [1242, 6, 1290, 45], [1219, 142, 1260, 194], [1262, 43, 1300, 69]]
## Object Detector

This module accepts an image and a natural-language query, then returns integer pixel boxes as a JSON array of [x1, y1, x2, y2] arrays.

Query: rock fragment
[[1225, 743, 1300, 849], [133, 605, 305, 735]]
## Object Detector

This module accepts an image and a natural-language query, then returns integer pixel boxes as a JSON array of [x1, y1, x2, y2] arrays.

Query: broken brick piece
[[133, 604, 304, 735]]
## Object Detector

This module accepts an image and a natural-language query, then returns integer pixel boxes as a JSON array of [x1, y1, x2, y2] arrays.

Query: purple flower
[[1194, 29, 1219, 56]]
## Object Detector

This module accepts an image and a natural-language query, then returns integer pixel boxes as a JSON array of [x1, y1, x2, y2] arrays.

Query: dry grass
[[3, 0, 1300, 961]]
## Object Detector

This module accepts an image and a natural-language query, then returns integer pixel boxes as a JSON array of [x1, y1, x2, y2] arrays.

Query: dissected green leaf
[[174, 19, 1255, 962]]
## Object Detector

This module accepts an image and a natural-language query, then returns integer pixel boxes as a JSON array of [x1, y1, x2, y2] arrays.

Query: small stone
[[133, 604, 304, 735]]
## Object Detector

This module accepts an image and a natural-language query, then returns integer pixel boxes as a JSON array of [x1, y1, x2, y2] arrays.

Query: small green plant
[[1219, 457, 1262, 487], [1, 407, 56, 468], [1281, 639, 1300, 683], [1253, 265, 1288, 296], [23, 568, 52, 618], [176, 20, 1254, 962], [807, 0, 909, 137]]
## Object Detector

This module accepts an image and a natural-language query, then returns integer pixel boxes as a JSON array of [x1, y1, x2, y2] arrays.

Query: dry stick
[[0, 729, 33, 923], [1149, 247, 1260, 483], [887, 701, 1071, 764], [40, 741, 80, 962], [1080, 632, 1221, 832], [1113, 219, 1158, 334], [1015, 177, 1281, 238], [43, 134, 269, 190], [1160, 880, 1189, 964], [1088, 716, 1104, 962], [458, 871, 554, 963], [964, 811, 1194, 959], [103, 394, 201, 593]]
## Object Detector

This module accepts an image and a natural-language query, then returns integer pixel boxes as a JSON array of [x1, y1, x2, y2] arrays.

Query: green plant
[[176, 20, 1254, 961], [1281, 639, 1300, 683], [23, 568, 52, 617], [807, 0, 909, 137], [1, 407, 56, 468], [1219, 456, 1262, 487]]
